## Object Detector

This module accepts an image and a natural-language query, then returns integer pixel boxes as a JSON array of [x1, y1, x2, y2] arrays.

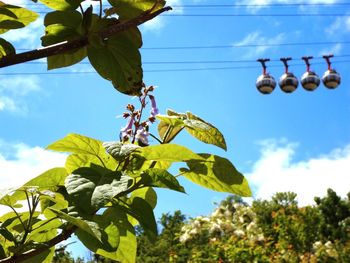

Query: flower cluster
[[179, 199, 265, 244], [119, 86, 159, 146]]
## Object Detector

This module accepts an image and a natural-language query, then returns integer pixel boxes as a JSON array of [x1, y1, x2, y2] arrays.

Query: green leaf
[[103, 141, 140, 161], [39, 0, 81, 11], [41, 192, 69, 218], [131, 187, 157, 209], [0, 226, 15, 242], [157, 115, 185, 143], [41, 10, 83, 46], [47, 133, 106, 160], [180, 154, 252, 197], [48, 208, 102, 241], [108, 0, 166, 20], [76, 214, 121, 255], [65, 153, 117, 174], [141, 169, 185, 193], [127, 197, 157, 241], [48, 47, 87, 69], [134, 144, 204, 162], [22, 247, 55, 263], [0, 168, 67, 206], [0, 3, 38, 34], [76, 207, 135, 262], [28, 219, 61, 242], [65, 168, 131, 213], [0, 37, 15, 58], [87, 26, 143, 96], [184, 112, 227, 151]]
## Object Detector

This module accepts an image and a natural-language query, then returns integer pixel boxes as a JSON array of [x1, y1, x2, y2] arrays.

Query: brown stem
[[0, 227, 76, 263], [0, 6, 172, 68]]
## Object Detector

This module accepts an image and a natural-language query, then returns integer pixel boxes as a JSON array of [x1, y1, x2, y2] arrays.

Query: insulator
[[301, 71, 320, 91], [256, 73, 276, 94], [322, 69, 341, 89], [279, 72, 298, 93]]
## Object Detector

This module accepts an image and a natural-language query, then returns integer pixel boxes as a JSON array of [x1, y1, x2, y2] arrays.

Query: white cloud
[[319, 43, 343, 56], [141, 0, 183, 33], [2, 17, 44, 50], [233, 31, 285, 58], [326, 16, 350, 35], [247, 139, 350, 206], [0, 141, 66, 214], [0, 142, 66, 188], [0, 76, 41, 113]]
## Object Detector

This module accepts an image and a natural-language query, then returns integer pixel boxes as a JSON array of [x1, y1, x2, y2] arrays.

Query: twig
[[0, 6, 172, 68], [0, 227, 76, 263]]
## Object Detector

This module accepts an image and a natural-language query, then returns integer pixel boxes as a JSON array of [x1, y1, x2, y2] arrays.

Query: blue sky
[[1, 0, 350, 257]]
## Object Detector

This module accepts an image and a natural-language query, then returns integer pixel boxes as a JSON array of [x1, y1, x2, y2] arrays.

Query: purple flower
[[120, 116, 134, 140], [135, 126, 149, 146], [149, 95, 159, 117]]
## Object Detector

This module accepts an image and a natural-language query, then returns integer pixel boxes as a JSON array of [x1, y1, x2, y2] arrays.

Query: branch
[[0, 227, 76, 263], [0, 6, 172, 68]]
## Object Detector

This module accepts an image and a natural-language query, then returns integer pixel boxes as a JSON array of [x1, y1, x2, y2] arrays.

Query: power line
[[162, 13, 349, 17], [1, 60, 349, 75], [25, 3, 350, 8], [14, 41, 350, 51], [19, 54, 350, 65], [171, 3, 350, 8], [32, 11, 349, 17]]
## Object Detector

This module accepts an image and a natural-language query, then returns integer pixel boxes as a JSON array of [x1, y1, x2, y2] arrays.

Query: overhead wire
[[14, 40, 350, 51], [1, 60, 349, 75], [17, 54, 350, 65]]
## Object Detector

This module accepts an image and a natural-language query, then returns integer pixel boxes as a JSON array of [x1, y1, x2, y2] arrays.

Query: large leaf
[[131, 187, 157, 209], [79, 207, 136, 262], [22, 247, 55, 263], [0, 37, 15, 58], [87, 26, 143, 96], [117, 198, 157, 242], [48, 208, 102, 241], [76, 213, 120, 258], [65, 168, 131, 213], [48, 47, 87, 69], [0, 2, 38, 34], [157, 115, 185, 143], [140, 169, 185, 193], [28, 219, 62, 242], [108, 0, 166, 20], [134, 144, 204, 162], [180, 154, 252, 197], [47, 133, 108, 162], [40, 10, 85, 69], [39, 0, 81, 11], [103, 141, 140, 161], [2, 168, 67, 203], [184, 112, 227, 151]]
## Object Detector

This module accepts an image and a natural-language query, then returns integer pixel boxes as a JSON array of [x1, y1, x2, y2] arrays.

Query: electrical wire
[[17, 54, 350, 65], [24, 3, 350, 8], [162, 13, 350, 17], [1, 60, 349, 75], [14, 40, 350, 51], [31, 11, 349, 17]]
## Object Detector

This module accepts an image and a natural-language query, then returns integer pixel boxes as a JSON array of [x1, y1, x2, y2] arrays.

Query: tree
[[135, 191, 350, 262], [0, 1, 252, 262]]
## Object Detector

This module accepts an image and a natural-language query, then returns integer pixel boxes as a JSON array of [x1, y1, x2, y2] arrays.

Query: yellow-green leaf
[[180, 154, 252, 197]]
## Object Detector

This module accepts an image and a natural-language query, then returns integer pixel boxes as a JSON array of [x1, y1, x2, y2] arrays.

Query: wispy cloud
[[0, 140, 66, 214], [233, 31, 285, 58], [141, 0, 184, 33], [0, 76, 41, 114], [246, 139, 350, 206], [319, 43, 343, 56], [326, 15, 350, 35]]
